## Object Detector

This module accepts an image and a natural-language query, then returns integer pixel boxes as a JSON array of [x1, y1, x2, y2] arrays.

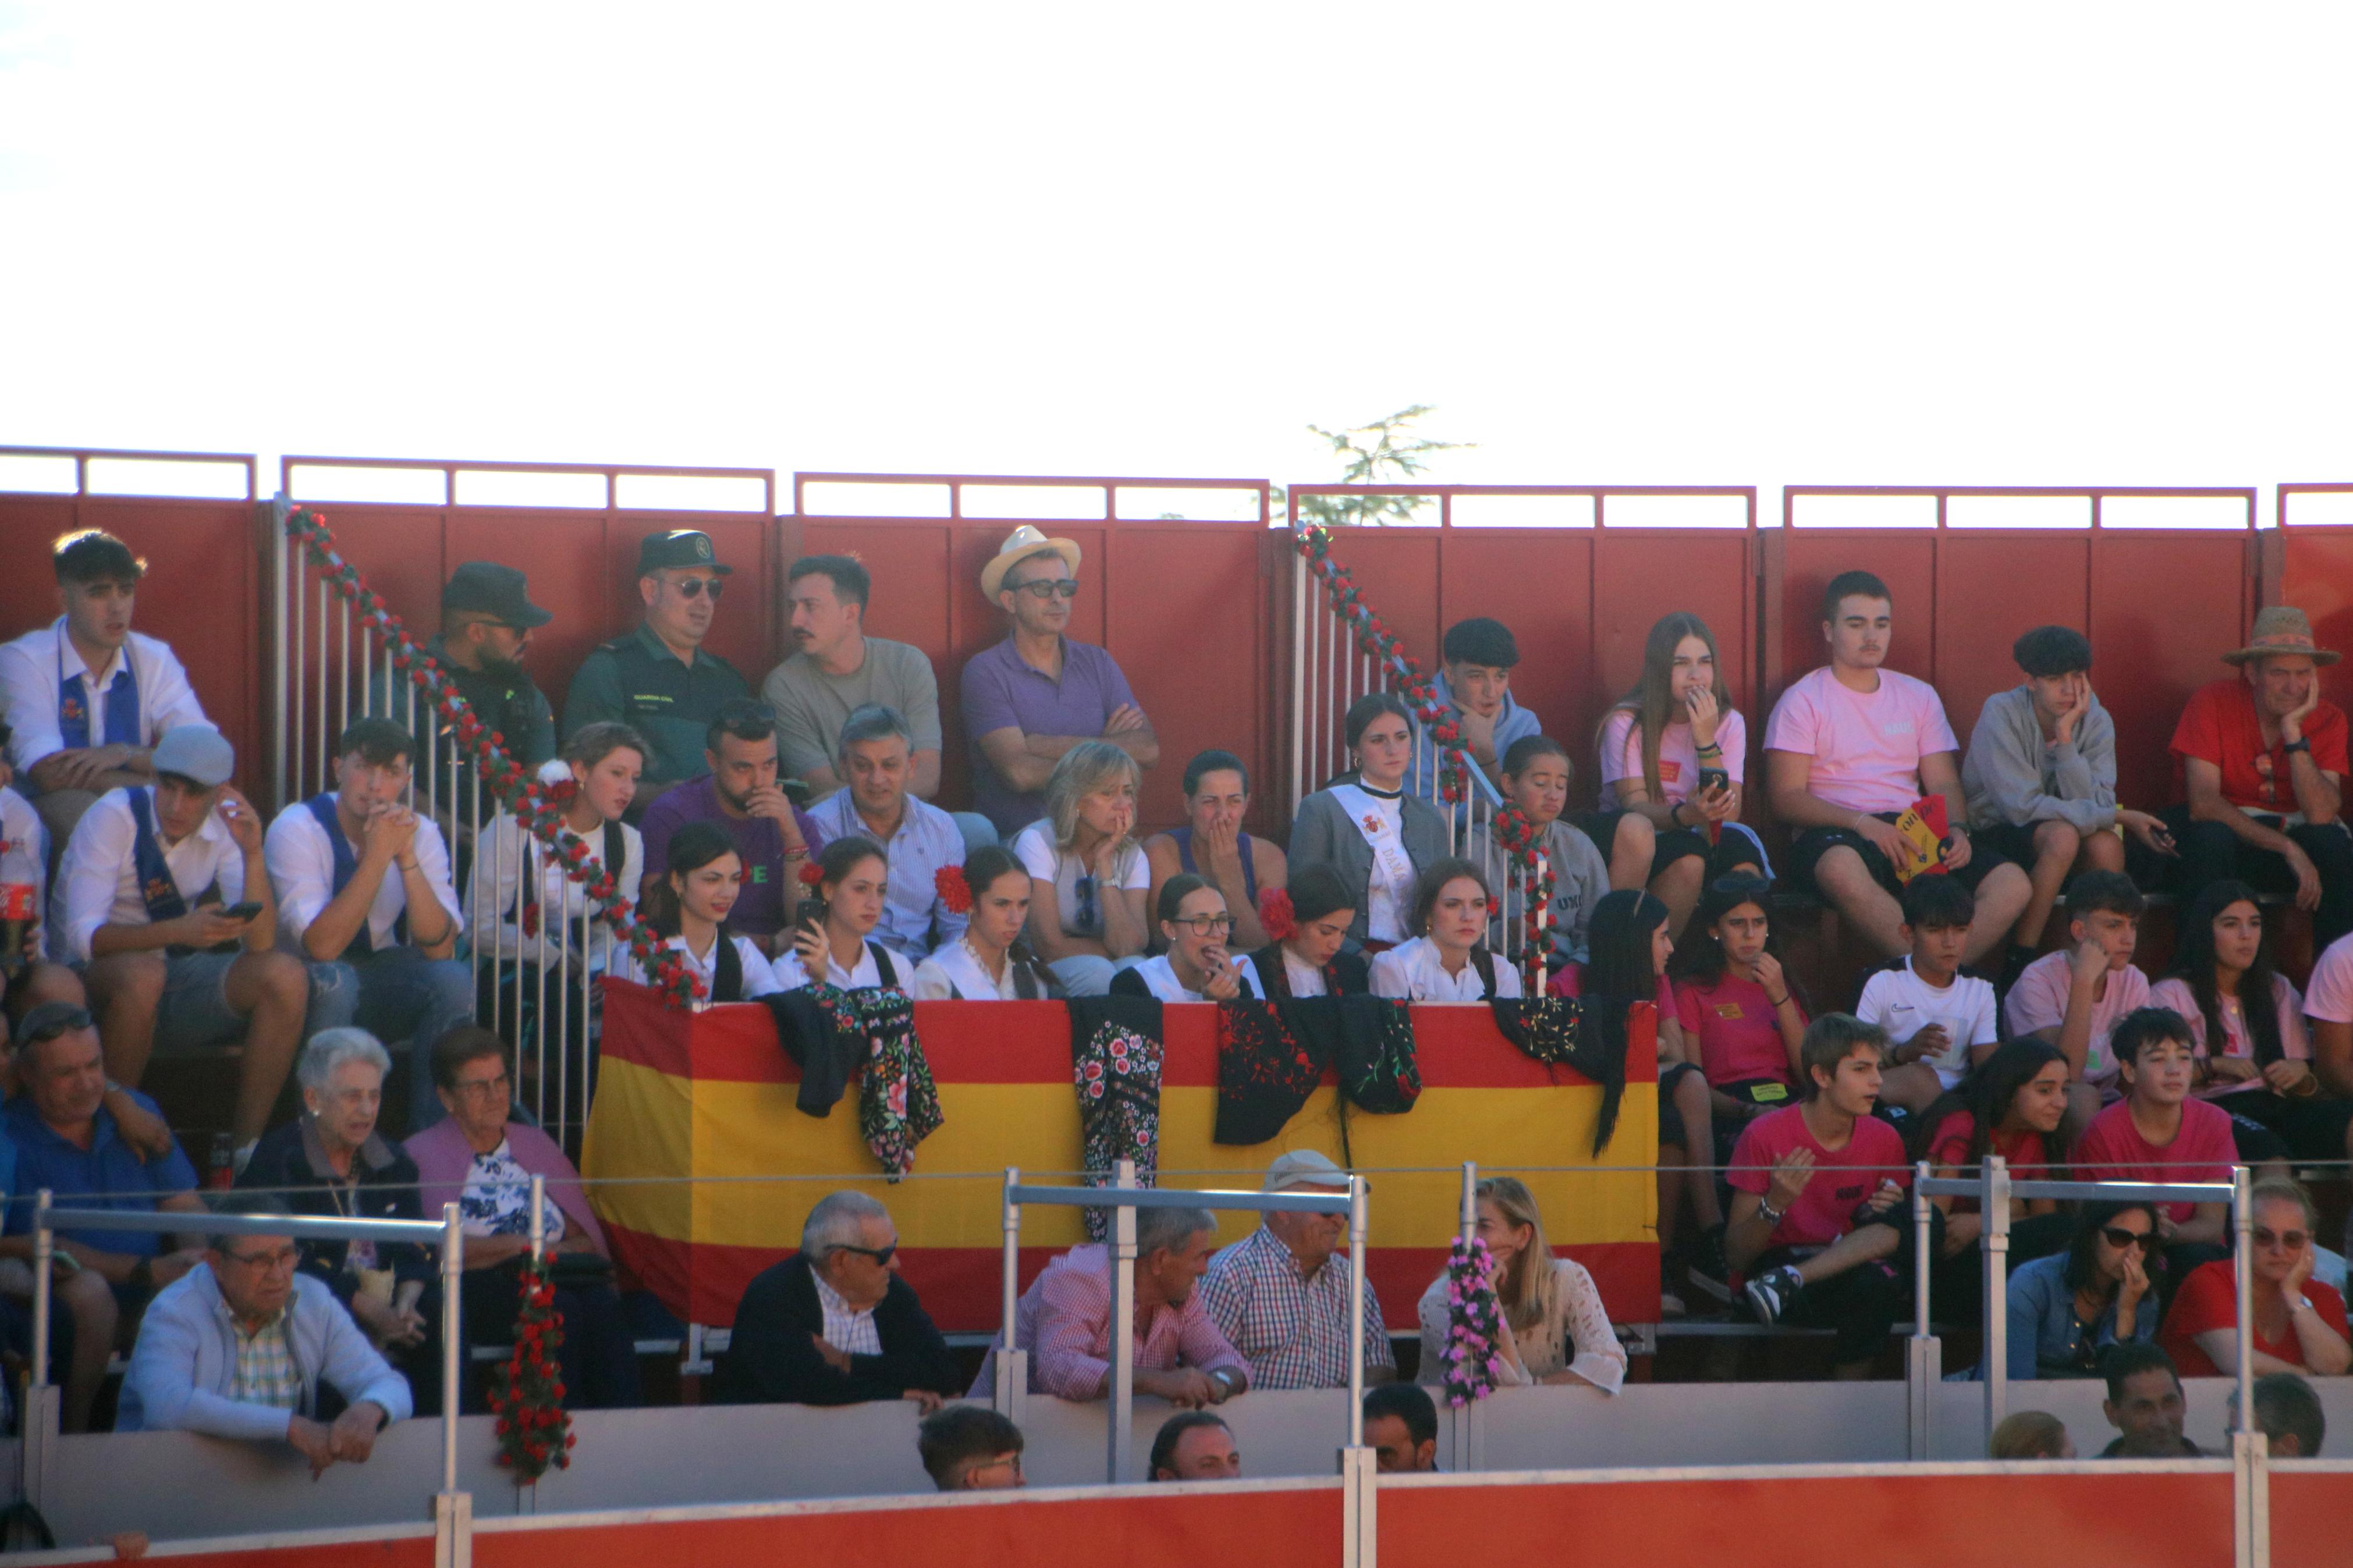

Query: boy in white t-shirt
[[1855, 875, 1999, 1113], [1763, 570, 2030, 966]]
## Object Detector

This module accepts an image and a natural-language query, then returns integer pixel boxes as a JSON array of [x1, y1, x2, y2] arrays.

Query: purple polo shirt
[[637, 774, 826, 941], [960, 634, 1140, 836]]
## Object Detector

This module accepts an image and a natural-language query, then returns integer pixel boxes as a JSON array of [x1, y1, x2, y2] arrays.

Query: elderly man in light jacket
[[118, 1193, 413, 1475]]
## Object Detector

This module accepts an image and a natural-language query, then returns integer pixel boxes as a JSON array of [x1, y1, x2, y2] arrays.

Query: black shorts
[[2220, 1090, 2353, 1163], [1786, 816, 2018, 902], [1658, 1061, 1706, 1148], [1576, 811, 1765, 886]]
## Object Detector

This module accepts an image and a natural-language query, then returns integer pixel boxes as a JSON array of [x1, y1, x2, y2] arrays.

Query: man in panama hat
[[2166, 605, 2353, 948]]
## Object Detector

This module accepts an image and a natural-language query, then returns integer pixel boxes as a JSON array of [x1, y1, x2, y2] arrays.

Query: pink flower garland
[[285, 506, 700, 1009], [1438, 1233, 1507, 1406]]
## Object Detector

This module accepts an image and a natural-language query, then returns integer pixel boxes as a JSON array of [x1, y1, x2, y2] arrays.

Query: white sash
[[1330, 783, 1415, 941]]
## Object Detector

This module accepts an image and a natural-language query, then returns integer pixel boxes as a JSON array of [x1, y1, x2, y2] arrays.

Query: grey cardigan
[[1289, 788, 1452, 943], [1961, 685, 2118, 834]]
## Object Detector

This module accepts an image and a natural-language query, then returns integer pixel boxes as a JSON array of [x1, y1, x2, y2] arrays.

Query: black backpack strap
[[604, 820, 626, 881], [712, 936, 744, 1004], [867, 940, 900, 990], [1470, 945, 1497, 998]]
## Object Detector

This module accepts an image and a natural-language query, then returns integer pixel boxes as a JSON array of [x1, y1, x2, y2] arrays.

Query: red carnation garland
[[935, 865, 973, 915], [487, 1257, 574, 1482], [1294, 521, 1551, 990], [284, 506, 700, 1008]]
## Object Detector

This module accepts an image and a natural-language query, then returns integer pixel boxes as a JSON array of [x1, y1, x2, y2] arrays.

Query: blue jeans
[[317, 948, 477, 1131]]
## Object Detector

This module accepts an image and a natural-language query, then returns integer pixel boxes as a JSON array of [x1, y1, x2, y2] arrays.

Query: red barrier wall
[[2270, 1466, 2353, 1568], [2279, 484, 2353, 718]]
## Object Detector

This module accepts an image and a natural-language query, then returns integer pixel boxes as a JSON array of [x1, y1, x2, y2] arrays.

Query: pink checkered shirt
[[997, 1244, 1250, 1400]]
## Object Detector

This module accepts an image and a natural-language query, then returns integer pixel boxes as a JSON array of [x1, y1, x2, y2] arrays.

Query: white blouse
[[1122, 952, 1265, 1002], [771, 938, 915, 994], [1369, 936, 1523, 1004], [913, 939, 1051, 1001], [468, 810, 644, 970], [1280, 948, 1327, 998], [616, 931, 784, 1001], [1416, 1257, 1625, 1395]]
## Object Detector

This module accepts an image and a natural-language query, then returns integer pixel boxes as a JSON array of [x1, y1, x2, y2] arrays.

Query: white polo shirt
[[55, 785, 247, 963], [263, 797, 463, 955], [0, 620, 208, 772]]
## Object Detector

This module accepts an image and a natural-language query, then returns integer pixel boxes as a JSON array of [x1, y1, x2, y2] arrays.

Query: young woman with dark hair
[[1912, 1037, 2074, 1307], [1245, 863, 1371, 998], [1666, 875, 1808, 1129], [1289, 694, 1449, 951], [772, 837, 917, 993], [1971, 1200, 2162, 1381], [620, 820, 784, 1002], [911, 845, 1059, 1000], [1368, 857, 1521, 1001], [1112, 874, 1265, 1001]]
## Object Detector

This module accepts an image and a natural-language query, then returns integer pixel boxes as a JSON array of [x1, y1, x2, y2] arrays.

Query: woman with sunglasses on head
[[1112, 875, 1265, 1001], [2160, 1178, 2351, 1377], [1976, 1200, 2162, 1381], [911, 846, 1059, 1000], [1011, 741, 1149, 996], [1290, 694, 1449, 952]]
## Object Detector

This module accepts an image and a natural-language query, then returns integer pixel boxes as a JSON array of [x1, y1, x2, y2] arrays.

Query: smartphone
[[221, 901, 264, 921], [1696, 766, 1731, 797], [793, 897, 827, 933]]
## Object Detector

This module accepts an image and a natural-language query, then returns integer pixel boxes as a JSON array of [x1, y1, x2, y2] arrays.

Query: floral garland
[[1293, 521, 1553, 989], [284, 506, 698, 1007], [1436, 1233, 1507, 1406], [489, 1258, 574, 1483]]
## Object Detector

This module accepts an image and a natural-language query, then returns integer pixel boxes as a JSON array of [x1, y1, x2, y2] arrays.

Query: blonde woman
[[1417, 1176, 1625, 1393], [1010, 741, 1150, 995]]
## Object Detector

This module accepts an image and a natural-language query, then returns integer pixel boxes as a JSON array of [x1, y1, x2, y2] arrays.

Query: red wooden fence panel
[[2279, 483, 2353, 719]]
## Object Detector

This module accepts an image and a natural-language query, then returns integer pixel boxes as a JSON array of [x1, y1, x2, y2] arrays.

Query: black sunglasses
[[2100, 1226, 2154, 1251], [831, 1242, 897, 1265], [674, 577, 726, 600]]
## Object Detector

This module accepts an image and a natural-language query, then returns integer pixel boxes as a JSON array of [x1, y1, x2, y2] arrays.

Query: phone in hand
[[220, 901, 264, 922], [1697, 766, 1731, 797], [794, 897, 827, 933]]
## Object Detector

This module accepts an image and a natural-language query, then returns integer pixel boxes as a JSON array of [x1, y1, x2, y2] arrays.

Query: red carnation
[[1258, 886, 1296, 942], [935, 865, 972, 914], [797, 861, 826, 888]]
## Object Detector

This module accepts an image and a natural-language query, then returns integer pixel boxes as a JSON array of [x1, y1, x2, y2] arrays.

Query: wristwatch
[[2284, 738, 2311, 756]]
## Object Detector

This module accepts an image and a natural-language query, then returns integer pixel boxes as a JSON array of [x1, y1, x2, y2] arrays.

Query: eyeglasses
[[452, 1074, 511, 1098], [2254, 1227, 2309, 1251], [1009, 579, 1080, 600], [674, 577, 726, 600], [221, 1245, 301, 1272], [22, 1008, 95, 1046], [2100, 1227, 2155, 1251], [1169, 913, 1236, 937], [830, 1242, 897, 1265]]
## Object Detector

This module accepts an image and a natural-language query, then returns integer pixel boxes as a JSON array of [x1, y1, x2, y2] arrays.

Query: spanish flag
[[584, 984, 1659, 1331]]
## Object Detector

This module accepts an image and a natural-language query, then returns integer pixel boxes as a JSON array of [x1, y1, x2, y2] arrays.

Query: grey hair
[[801, 1190, 890, 1256], [1135, 1204, 1215, 1258], [1044, 740, 1142, 858], [836, 703, 914, 761], [297, 1028, 392, 1095], [207, 1190, 294, 1255]]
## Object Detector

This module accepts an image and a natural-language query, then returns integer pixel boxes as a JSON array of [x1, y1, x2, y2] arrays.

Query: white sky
[[2, 2, 2349, 517]]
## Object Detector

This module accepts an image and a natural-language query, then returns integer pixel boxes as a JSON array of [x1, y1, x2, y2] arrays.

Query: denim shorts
[[153, 950, 251, 1053]]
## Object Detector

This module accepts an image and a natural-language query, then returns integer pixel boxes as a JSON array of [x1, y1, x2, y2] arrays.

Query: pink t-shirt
[[1673, 973, 1803, 1089], [1599, 707, 1748, 806], [1763, 666, 1959, 815], [2069, 1098, 2237, 1222], [2305, 933, 2353, 1025], [1728, 1106, 1909, 1251], [2147, 975, 2308, 1099], [2002, 948, 2151, 1087]]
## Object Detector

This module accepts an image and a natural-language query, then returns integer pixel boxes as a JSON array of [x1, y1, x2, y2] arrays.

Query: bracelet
[[1695, 742, 1722, 757], [1756, 1199, 1786, 1225], [1669, 801, 1689, 827], [1767, 993, 1791, 1008], [395, 858, 418, 873], [2284, 738, 2311, 756]]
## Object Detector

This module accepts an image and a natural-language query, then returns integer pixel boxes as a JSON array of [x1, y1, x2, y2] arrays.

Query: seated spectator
[[1364, 1382, 1439, 1472], [561, 529, 751, 805], [1666, 874, 1809, 1130], [805, 705, 964, 959], [2005, 869, 2152, 1134], [638, 702, 824, 957], [262, 718, 469, 1131], [772, 838, 918, 993], [1854, 875, 1999, 1115], [1408, 617, 1543, 800], [1763, 570, 2029, 965], [1592, 612, 1766, 931], [1981, 1201, 2160, 1382], [0, 529, 209, 845], [59, 723, 318, 1149], [616, 822, 786, 1002], [370, 561, 558, 838], [910, 846, 1059, 1000], [237, 1029, 440, 1409], [1914, 1039, 2074, 1293], [1417, 1175, 1625, 1393], [1011, 742, 1149, 997], [1369, 858, 1523, 1002], [1145, 751, 1287, 955], [2166, 605, 2353, 950], [1962, 624, 2174, 963], [2100, 1342, 2201, 1456], [469, 722, 646, 984], [1730, 1015, 1922, 1378], [1243, 864, 1372, 999], [2151, 880, 2351, 1169], [3, 1003, 208, 1427], [1290, 694, 1449, 951], [2308, 929, 2353, 1097], [117, 1193, 411, 1473], [963, 527, 1158, 838], [974, 1203, 1248, 1405], [1989, 1409, 2075, 1460], [1201, 1150, 1390, 1391], [2071, 1008, 2237, 1267], [765, 554, 946, 803], [407, 1028, 641, 1409], [2160, 1178, 2351, 1379], [1468, 735, 1610, 964], [1149, 1410, 1240, 1481], [0, 723, 54, 963], [714, 1190, 959, 1408], [1113, 876, 1262, 1002], [2246, 1370, 2326, 1457], [918, 1405, 1027, 1491]]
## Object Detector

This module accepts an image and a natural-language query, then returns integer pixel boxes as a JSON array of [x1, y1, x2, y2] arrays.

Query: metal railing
[[992, 1160, 1370, 1486]]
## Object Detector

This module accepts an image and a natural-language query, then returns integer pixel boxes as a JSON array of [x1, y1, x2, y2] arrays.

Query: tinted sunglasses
[[673, 577, 726, 600], [2253, 1226, 2309, 1251], [1010, 579, 1080, 600], [2100, 1226, 2154, 1251], [832, 1242, 897, 1265]]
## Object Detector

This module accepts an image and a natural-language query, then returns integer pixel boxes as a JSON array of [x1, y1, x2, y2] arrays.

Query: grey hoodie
[[1961, 685, 2118, 834]]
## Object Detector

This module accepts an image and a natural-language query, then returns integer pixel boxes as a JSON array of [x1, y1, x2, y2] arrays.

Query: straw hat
[[978, 525, 1083, 603], [2222, 605, 2340, 667]]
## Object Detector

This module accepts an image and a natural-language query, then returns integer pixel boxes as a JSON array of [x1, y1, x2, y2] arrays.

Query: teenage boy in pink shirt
[[1765, 570, 2030, 966], [2070, 1006, 2237, 1277], [2306, 930, 2353, 1100], [2004, 869, 2152, 1138]]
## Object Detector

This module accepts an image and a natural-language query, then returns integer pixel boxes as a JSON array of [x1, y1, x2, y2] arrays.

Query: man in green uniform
[[561, 531, 749, 813]]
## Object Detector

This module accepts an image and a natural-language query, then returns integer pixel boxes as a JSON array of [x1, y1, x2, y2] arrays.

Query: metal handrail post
[[1982, 1155, 2011, 1441], [435, 1201, 469, 1568], [1905, 1160, 1936, 1459], [2233, 1164, 2255, 1439], [1346, 1175, 1368, 1452], [269, 494, 290, 811], [995, 1167, 1027, 1415], [2231, 1164, 2265, 1568], [23, 1189, 55, 1513], [528, 1176, 546, 1264], [1108, 1158, 1138, 1484], [30, 1189, 52, 1393]]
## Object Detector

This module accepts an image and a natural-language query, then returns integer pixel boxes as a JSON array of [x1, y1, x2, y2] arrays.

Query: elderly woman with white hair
[[237, 1026, 446, 1410]]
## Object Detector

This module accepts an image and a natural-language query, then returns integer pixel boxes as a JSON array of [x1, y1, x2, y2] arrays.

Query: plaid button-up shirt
[[1199, 1224, 1393, 1391], [812, 1268, 883, 1357], [224, 1304, 303, 1412]]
